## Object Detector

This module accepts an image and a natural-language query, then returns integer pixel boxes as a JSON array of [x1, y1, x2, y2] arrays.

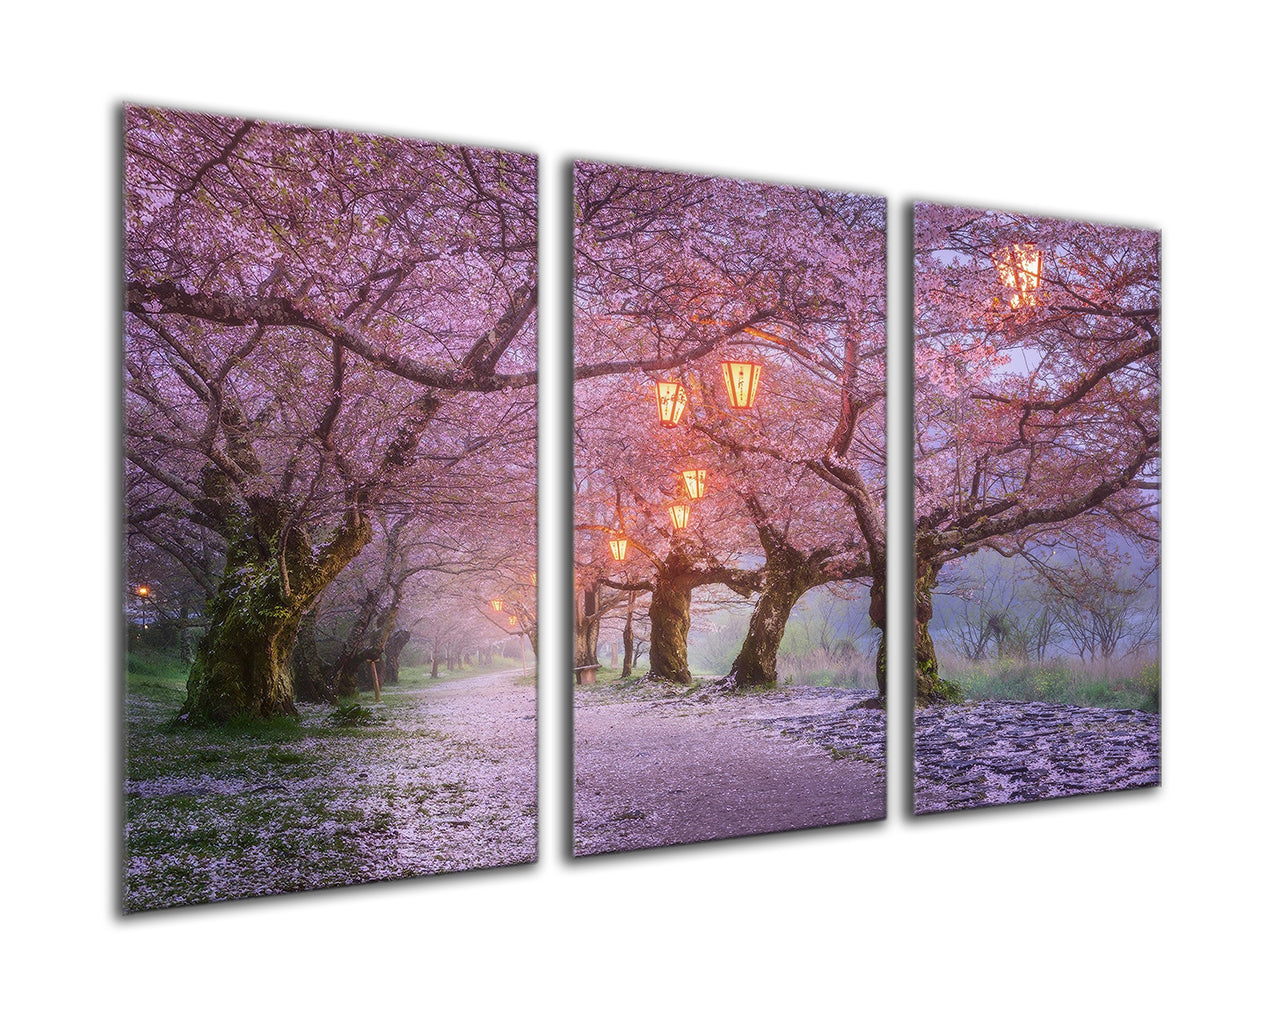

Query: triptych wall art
[[123, 107, 1160, 911]]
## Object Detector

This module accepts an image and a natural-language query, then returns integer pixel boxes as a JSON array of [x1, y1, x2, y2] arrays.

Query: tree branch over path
[[126, 278, 538, 392]]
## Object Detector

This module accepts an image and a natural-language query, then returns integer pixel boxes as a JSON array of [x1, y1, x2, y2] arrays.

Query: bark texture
[[182, 505, 372, 723], [914, 557, 961, 704], [291, 609, 334, 704], [648, 571, 694, 686], [723, 543, 822, 689], [383, 629, 411, 685], [575, 584, 602, 669]]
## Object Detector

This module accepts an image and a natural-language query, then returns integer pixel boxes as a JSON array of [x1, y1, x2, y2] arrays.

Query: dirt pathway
[[330, 668, 538, 877], [573, 686, 885, 856]]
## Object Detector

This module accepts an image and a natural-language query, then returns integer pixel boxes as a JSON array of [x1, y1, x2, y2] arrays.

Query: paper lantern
[[668, 504, 691, 530], [654, 380, 689, 427], [489, 598, 504, 613], [609, 537, 628, 561], [993, 244, 1043, 309], [681, 468, 707, 500], [720, 360, 763, 409]]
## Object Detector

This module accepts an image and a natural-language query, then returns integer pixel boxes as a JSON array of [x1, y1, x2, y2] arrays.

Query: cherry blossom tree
[[913, 203, 1160, 702], [573, 162, 886, 690], [124, 107, 536, 721]]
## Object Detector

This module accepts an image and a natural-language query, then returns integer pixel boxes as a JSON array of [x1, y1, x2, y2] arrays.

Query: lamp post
[[136, 585, 152, 629]]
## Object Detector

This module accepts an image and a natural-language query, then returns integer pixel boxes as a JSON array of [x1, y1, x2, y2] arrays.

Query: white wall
[[6, 3, 1272, 1017]]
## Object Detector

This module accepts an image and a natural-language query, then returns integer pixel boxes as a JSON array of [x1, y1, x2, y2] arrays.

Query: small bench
[[574, 663, 601, 685]]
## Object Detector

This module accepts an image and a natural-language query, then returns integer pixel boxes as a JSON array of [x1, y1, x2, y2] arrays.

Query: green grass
[[946, 657, 1160, 713], [125, 650, 189, 703], [122, 650, 536, 911]]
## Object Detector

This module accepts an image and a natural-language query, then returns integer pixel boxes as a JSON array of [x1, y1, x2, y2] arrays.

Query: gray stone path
[[914, 700, 1160, 814]]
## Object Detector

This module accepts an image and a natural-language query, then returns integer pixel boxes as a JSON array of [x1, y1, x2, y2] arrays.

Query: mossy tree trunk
[[291, 608, 334, 703], [383, 628, 410, 685], [869, 570, 887, 700], [646, 549, 760, 687], [182, 503, 372, 723], [723, 545, 821, 690], [914, 556, 960, 704]]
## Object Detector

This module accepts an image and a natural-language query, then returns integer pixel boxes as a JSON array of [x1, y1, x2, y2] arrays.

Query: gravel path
[[573, 684, 885, 856], [913, 700, 1160, 814]]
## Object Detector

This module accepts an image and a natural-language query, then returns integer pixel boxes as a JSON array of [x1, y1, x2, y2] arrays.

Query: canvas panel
[[572, 161, 888, 855], [123, 107, 538, 910], [912, 202, 1161, 813]]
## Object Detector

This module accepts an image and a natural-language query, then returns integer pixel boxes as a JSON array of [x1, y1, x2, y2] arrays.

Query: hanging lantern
[[489, 598, 504, 613], [609, 537, 628, 561], [720, 360, 763, 409], [668, 504, 691, 530], [992, 244, 1043, 309], [654, 380, 689, 427], [136, 585, 150, 598], [530, 571, 537, 586], [680, 468, 707, 500], [508, 614, 519, 628]]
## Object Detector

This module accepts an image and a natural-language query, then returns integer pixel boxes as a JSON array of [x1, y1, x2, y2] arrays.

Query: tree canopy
[[124, 107, 537, 721], [573, 162, 887, 690]]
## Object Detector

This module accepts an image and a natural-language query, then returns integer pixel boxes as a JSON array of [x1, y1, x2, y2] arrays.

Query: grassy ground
[[943, 656, 1160, 713], [122, 651, 535, 912]]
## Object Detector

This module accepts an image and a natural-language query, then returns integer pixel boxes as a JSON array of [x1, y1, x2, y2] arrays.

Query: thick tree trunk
[[181, 506, 371, 723], [184, 609, 300, 722], [723, 568, 812, 690], [915, 558, 961, 704], [648, 572, 693, 686], [291, 609, 335, 703], [383, 629, 410, 685]]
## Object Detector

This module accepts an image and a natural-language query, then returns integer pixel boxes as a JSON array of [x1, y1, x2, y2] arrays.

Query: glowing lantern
[[993, 244, 1043, 309], [654, 380, 689, 427], [530, 571, 537, 586], [681, 468, 707, 500], [508, 615, 519, 628], [609, 537, 628, 561], [489, 598, 504, 613], [136, 585, 150, 598], [668, 504, 691, 530], [720, 360, 763, 409]]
